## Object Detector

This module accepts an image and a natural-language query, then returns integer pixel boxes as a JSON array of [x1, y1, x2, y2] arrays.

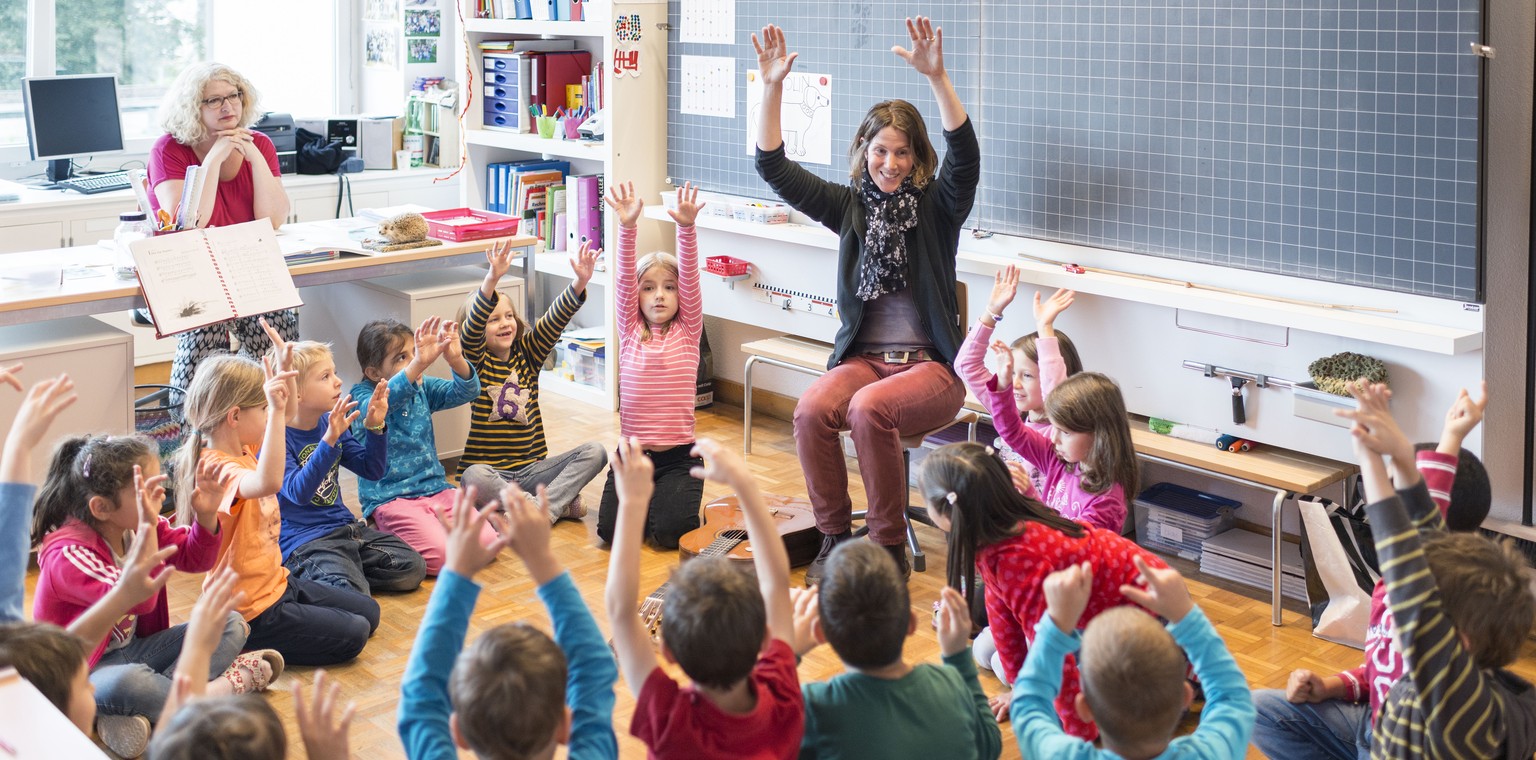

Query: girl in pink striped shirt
[[595, 182, 707, 549]]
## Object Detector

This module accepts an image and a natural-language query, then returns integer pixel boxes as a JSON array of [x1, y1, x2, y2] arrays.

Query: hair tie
[[985, 445, 996, 457], [81, 453, 91, 479], [946, 491, 957, 505]]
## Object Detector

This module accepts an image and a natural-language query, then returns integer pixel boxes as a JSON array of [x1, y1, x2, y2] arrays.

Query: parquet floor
[[26, 390, 1536, 759]]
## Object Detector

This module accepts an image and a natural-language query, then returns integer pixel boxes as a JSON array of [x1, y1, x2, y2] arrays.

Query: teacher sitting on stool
[[753, 17, 979, 583], [148, 62, 295, 399]]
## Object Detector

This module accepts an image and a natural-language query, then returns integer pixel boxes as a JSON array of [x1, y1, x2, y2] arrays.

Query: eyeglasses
[[200, 91, 243, 110]]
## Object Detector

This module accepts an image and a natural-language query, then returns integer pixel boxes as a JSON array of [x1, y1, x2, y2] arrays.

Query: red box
[[421, 208, 522, 242], [705, 255, 751, 277]]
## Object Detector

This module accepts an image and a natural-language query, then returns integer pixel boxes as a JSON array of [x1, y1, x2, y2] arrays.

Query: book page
[[203, 221, 304, 317], [130, 228, 237, 335], [0, 669, 109, 757]]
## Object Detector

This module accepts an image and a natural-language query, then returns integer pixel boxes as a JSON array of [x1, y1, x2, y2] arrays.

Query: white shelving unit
[[455, 0, 669, 411]]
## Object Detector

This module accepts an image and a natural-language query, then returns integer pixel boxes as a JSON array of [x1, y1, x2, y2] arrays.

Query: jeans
[[460, 442, 608, 522], [1251, 688, 1372, 760], [91, 611, 247, 722], [245, 577, 379, 667], [283, 521, 427, 595], [595, 443, 704, 549], [793, 355, 964, 545]]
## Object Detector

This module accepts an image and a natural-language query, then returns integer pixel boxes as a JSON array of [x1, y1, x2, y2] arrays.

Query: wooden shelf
[[466, 128, 610, 162]]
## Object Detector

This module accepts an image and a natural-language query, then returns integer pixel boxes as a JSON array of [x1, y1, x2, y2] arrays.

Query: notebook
[[128, 219, 303, 338]]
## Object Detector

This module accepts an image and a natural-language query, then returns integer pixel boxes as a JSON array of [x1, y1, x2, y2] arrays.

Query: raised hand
[[500, 483, 561, 585], [1005, 460, 1036, 499], [1441, 380, 1488, 448], [362, 381, 389, 431], [438, 320, 464, 364], [1042, 562, 1093, 635], [413, 315, 446, 367], [1337, 380, 1412, 465], [569, 239, 601, 292], [323, 394, 361, 446], [437, 486, 511, 580], [612, 436, 656, 507], [188, 457, 239, 528], [2, 373, 77, 482], [752, 24, 798, 86], [486, 239, 518, 281], [258, 316, 289, 356], [689, 437, 748, 489], [935, 586, 972, 657], [294, 670, 356, 760], [115, 520, 179, 610], [988, 339, 1015, 391], [1118, 554, 1193, 624], [1033, 288, 1075, 337], [135, 463, 170, 521], [892, 16, 946, 79], [262, 348, 298, 416], [986, 265, 1019, 322], [787, 586, 821, 657], [668, 181, 707, 227], [605, 181, 644, 228]]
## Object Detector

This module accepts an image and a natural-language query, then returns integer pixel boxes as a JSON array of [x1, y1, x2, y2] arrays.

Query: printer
[[252, 112, 297, 174]]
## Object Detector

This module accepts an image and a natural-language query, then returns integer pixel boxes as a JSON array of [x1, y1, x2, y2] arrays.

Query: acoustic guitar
[[638, 493, 819, 643]]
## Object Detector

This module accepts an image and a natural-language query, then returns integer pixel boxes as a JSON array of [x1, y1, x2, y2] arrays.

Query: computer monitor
[[23, 74, 126, 183]]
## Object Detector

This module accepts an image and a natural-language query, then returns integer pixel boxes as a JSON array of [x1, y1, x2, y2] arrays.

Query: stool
[[850, 415, 976, 573]]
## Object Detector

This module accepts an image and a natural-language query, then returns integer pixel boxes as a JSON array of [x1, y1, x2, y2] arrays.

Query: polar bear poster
[[746, 69, 834, 166]]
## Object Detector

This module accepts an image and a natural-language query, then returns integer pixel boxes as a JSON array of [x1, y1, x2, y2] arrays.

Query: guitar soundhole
[[718, 529, 747, 541]]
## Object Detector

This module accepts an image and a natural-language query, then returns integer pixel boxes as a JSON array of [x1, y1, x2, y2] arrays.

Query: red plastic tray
[[705, 255, 751, 277], [421, 208, 521, 242]]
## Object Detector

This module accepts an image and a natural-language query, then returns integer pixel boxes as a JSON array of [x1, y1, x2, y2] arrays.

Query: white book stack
[[1200, 528, 1308, 602]]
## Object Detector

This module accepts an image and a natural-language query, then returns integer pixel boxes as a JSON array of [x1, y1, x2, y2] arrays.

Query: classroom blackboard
[[666, 1, 1483, 302]]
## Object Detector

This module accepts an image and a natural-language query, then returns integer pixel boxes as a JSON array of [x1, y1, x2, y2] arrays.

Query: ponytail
[[173, 434, 205, 527], [920, 442, 1085, 611], [173, 354, 265, 525], [32, 435, 156, 545]]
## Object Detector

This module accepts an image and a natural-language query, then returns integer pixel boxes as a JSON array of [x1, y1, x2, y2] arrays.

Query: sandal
[[221, 650, 285, 693]]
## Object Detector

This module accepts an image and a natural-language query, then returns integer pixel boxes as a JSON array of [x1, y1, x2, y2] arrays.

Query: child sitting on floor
[[606, 437, 804, 759], [398, 483, 617, 759], [1013, 559, 1254, 759], [797, 541, 1000, 759]]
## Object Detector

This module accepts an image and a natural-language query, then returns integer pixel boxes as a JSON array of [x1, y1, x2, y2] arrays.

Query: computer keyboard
[[57, 171, 133, 195]]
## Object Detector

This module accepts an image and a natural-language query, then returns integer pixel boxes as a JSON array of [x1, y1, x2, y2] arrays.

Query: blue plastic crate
[[1134, 483, 1239, 561]]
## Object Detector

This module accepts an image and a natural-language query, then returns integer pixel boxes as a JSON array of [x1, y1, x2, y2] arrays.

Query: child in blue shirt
[[277, 340, 426, 595], [0, 366, 76, 621], [399, 482, 618, 759], [1012, 557, 1254, 759], [350, 317, 489, 576]]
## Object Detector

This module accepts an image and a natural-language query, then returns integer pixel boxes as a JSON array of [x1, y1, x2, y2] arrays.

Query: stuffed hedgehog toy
[[377, 212, 430, 244]]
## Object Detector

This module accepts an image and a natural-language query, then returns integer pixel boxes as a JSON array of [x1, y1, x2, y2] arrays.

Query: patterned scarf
[[855, 171, 922, 301]]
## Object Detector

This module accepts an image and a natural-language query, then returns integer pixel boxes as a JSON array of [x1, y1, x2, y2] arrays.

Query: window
[[0, 0, 352, 161]]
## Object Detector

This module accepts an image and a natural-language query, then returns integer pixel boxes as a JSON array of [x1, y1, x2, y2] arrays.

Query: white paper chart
[[680, 55, 736, 118], [680, 0, 734, 44], [745, 69, 833, 165]]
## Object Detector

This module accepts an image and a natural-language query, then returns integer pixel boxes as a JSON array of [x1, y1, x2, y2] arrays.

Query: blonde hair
[[1045, 372, 1139, 498], [158, 62, 262, 145], [636, 251, 680, 341], [457, 291, 531, 351], [174, 355, 265, 525], [277, 340, 334, 381], [848, 100, 937, 189], [1079, 607, 1188, 751]]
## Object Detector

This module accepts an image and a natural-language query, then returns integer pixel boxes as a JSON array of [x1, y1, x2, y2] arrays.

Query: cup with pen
[[534, 105, 557, 139], [562, 106, 588, 140]]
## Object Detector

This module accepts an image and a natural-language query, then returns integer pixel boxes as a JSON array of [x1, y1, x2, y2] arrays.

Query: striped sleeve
[[675, 224, 703, 335], [1368, 480, 1502, 759], [614, 224, 640, 336], [521, 284, 586, 366], [460, 287, 494, 364], [1415, 449, 1457, 523]]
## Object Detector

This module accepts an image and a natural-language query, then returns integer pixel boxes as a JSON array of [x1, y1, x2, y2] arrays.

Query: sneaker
[[881, 542, 912, 581], [803, 530, 853, 586], [96, 714, 151, 758]]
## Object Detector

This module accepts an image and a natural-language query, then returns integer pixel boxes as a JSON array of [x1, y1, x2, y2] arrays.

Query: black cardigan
[[755, 117, 981, 369]]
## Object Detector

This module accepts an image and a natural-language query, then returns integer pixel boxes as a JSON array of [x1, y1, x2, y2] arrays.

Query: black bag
[[296, 128, 346, 175]]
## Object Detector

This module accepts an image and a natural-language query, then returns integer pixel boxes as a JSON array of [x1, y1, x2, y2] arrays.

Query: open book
[[129, 219, 303, 338]]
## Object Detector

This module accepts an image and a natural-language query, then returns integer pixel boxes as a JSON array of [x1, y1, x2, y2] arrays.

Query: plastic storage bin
[[1134, 483, 1239, 561], [572, 344, 605, 388]]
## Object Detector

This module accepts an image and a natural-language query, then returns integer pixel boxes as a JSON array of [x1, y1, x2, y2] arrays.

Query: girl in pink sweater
[[594, 182, 707, 549], [31, 435, 278, 726], [956, 265, 1082, 499]]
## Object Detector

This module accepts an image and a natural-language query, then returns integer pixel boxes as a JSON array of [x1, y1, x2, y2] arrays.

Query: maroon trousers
[[792, 355, 964, 545]]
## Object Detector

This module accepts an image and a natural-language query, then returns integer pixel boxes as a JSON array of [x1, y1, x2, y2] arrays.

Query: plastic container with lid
[[114, 211, 154, 279]]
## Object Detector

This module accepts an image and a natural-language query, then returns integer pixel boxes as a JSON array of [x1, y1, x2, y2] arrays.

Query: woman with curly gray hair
[[148, 62, 296, 400]]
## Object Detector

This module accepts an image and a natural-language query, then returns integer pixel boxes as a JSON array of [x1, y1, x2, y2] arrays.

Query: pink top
[[956, 321, 1066, 497], [980, 523, 1165, 740], [1332, 449, 1458, 720], [33, 517, 221, 666], [616, 223, 702, 448], [147, 132, 280, 228]]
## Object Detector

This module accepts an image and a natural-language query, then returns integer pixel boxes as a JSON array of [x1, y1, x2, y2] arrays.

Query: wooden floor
[[29, 389, 1536, 759]]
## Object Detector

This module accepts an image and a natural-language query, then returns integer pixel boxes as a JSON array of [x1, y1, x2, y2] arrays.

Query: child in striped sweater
[[456, 239, 608, 522], [594, 182, 706, 549]]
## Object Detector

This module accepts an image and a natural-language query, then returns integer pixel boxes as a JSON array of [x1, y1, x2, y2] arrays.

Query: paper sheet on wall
[[745, 70, 832, 165], [680, 0, 734, 44], [681, 56, 736, 118]]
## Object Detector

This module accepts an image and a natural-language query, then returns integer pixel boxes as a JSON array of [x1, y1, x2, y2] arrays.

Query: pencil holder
[[536, 116, 557, 139], [562, 117, 582, 140]]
